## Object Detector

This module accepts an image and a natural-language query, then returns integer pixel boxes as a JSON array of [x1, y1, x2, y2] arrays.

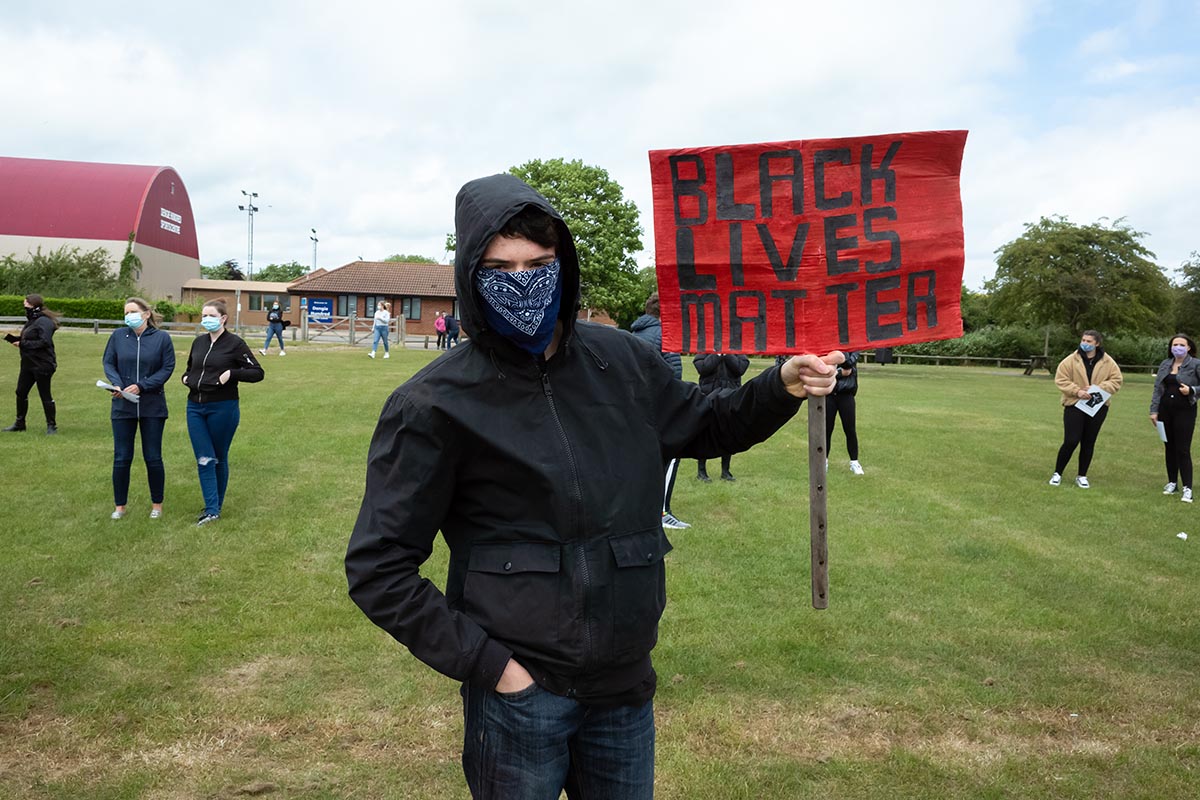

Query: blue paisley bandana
[[476, 259, 562, 355]]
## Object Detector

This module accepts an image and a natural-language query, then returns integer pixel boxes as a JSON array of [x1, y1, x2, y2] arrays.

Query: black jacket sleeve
[[345, 389, 513, 688]]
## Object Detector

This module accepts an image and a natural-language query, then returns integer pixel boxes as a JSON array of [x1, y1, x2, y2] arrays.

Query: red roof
[[0, 156, 199, 258], [288, 261, 456, 297]]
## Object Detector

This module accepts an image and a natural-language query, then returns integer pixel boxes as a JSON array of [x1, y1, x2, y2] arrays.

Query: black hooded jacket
[[346, 174, 806, 706]]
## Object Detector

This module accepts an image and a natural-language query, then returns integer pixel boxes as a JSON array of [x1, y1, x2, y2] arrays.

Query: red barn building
[[0, 156, 200, 299]]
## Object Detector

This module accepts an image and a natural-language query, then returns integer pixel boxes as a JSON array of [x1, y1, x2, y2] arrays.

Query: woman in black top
[[827, 351, 864, 474], [181, 299, 264, 525], [1150, 333, 1200, 503], [694, 353, 751, 481], [4, 293, 61, 434]]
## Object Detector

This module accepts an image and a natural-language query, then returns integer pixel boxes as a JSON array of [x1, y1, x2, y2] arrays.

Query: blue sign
[[308, 298, 332, 324]]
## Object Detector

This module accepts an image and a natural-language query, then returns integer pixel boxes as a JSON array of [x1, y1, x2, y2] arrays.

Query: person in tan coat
[[1050, 329, 1123, 488]]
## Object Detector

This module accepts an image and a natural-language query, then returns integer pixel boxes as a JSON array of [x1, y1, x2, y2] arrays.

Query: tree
[[383, 253, 438, 264], [0, 245, 120, 296], [986, 216, 1171, 336], [201, 259, 244, 281], [1173, 251, 1200, 333], [254, 261, 308, 282], [960, 286, 996, 333], [508, 158, 644, 320]]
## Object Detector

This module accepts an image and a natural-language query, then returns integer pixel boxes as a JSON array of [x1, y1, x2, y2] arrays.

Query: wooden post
[[807, 398, 829, 609]]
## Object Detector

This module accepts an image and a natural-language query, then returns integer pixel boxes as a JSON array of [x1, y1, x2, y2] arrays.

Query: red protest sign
[[649, 130, 967, 355]]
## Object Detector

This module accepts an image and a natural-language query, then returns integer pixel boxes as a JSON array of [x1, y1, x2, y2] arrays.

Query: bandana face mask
[[475, 259, 562, 355]]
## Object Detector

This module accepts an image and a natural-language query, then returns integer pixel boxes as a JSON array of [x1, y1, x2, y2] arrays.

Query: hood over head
[[454, 174, 580, 354]]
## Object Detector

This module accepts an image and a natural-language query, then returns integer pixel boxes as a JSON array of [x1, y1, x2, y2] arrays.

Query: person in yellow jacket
[[1050, 329, 1124, 488]]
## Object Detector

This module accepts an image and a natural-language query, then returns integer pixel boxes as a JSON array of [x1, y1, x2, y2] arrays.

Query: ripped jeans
[[186, 399, 240, 516]]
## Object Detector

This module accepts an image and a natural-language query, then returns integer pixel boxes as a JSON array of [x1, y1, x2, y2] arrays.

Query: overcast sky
[[2, 1, 1197, 289]]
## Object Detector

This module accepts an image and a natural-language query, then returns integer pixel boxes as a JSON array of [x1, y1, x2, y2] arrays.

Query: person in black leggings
[[1050, 330, 1123, 488], [1150, 333, 1200, 503], [826, 351, 863, 474]]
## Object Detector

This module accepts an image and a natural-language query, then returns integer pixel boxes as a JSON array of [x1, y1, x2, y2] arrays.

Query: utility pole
[[238, 190, 259, 279]]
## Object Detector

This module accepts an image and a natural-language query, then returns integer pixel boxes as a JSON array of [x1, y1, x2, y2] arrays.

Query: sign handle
[[807, 397, 829, 609]]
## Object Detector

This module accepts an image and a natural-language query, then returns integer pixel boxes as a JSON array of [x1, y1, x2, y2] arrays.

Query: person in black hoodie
[[4, 293, 60, 434], [827, 351, 864, 475], [345, 174, 842, 799], [693, 352, 751, 481], [181, 299, 264, 525]]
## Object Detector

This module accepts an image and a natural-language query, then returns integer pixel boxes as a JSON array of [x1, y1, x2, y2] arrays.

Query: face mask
[[1079, 341, 1096, 353], [125, 312, 145, 329], [201, 316, 222, 332], [476, 259, 562, 355], [24, 307, 37, 320], [272, 304, 279, 309], [1172, 345, 1189, 358]]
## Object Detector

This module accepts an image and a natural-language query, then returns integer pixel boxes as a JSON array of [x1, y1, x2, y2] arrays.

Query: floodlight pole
[[238, 190, 259, 280], [310, 228, 318, 273]]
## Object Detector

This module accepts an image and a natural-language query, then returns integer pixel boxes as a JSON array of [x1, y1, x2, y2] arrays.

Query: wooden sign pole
[[807, 398, 829, 609]]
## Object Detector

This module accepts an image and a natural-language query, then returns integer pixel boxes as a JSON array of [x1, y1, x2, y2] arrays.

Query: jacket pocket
[[463, 541, 561, 652], [607, 527, 673, 662]]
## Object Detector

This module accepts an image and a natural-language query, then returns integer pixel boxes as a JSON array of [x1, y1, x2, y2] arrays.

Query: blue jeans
[[461, 680, 654, 799], [371, 324, 389, 353], [264, 322, 285, 351], [186, 399, 240, 515], [112, 416, 167, 505]]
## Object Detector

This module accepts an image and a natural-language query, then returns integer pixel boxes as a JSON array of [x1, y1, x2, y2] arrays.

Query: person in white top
[[369, 302, 391, 359]]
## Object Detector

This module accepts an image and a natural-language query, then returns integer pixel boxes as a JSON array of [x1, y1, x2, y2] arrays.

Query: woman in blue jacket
[[103, 297, 176, 519]]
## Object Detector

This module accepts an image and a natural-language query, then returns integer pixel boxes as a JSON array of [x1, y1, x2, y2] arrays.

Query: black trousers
[[1160, 404, 1197, 488], [825, 393, 859, 460], [1055, 404, 1108, 476], [15, 365, 55, 424]]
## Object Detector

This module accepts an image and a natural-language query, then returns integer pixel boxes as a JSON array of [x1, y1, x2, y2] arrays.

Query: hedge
[[894, 325, 1174, 367]]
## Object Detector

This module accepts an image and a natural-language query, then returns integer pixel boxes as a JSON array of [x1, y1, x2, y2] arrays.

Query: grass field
[[2, 330, 1198, 799]]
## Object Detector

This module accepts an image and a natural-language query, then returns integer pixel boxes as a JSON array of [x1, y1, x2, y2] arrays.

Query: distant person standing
[[181, 299, 265, 525], [1150, 333, 1200, 503], [369, 301, 391, 359], [1050, 329, 1123, 489], [103, 297, 176, 519], [434, 311, 447, 349], [444, 313, 460, 348], [827, 351, 864, 475], [260, 300, 286, 356], [630, 291, 689, 529], [4, 293, 60, 434], [694, 352, 751, 481]]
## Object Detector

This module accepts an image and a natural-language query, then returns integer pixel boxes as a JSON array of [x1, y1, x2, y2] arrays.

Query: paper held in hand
[[97, 379, 139, 403], [1074, 385, 1110, 417]]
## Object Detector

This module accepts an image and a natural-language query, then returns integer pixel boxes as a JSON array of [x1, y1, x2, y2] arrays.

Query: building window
[[401, 297, 421, 320], [337, 294, 358, 317], [365, 295, 386, 316], [249, 293, 262, 311], [261, 293, 287, 311]]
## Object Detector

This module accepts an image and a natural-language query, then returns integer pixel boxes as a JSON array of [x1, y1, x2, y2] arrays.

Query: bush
[[154, 300, 176, 322], [0, 295, 125, 321]]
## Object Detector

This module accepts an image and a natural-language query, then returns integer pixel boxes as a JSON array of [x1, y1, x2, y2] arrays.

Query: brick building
[[287, 260, 456, 338]]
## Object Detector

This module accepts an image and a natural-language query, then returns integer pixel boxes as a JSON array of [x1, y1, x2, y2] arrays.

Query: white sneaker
[[849, 460, 864, 475], [259, 349, 267, 356], [368, 350, 375, 358], [1075, 476, 1090, 489], [279, 350, 286, 356], [662, 512, 690, 529], [1049, 472, 1062, 486], [1164, 482, 1178, 495], [1184, 488, 1193, 503], [384, 352, 390, 359]]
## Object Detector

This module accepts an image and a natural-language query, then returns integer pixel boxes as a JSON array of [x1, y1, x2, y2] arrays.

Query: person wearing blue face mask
[[1051, 329, 1123, 488], [102, 297, 176, 519], [346, 173, 844, 799], [180, 299, 264, 526], [1150, 333, 1200, 502]]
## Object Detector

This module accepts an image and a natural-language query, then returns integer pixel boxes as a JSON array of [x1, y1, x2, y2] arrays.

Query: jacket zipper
[[135, 332, 142, 420], [198, 338, 216, 403], [540, 367, 593, 671]]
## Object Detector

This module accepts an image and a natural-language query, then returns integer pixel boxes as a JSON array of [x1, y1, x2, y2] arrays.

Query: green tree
[[253, 261, 308, 282], [509, 158, 644, 320], [201, 259, 244, 281], [960, 286, 996, 333], [986, 216, 1171, 336], [0, 245, 120, 296], [383, 253, 438, 264], [117, 232, 142, 292], [1172, 251, 1200, 334]]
